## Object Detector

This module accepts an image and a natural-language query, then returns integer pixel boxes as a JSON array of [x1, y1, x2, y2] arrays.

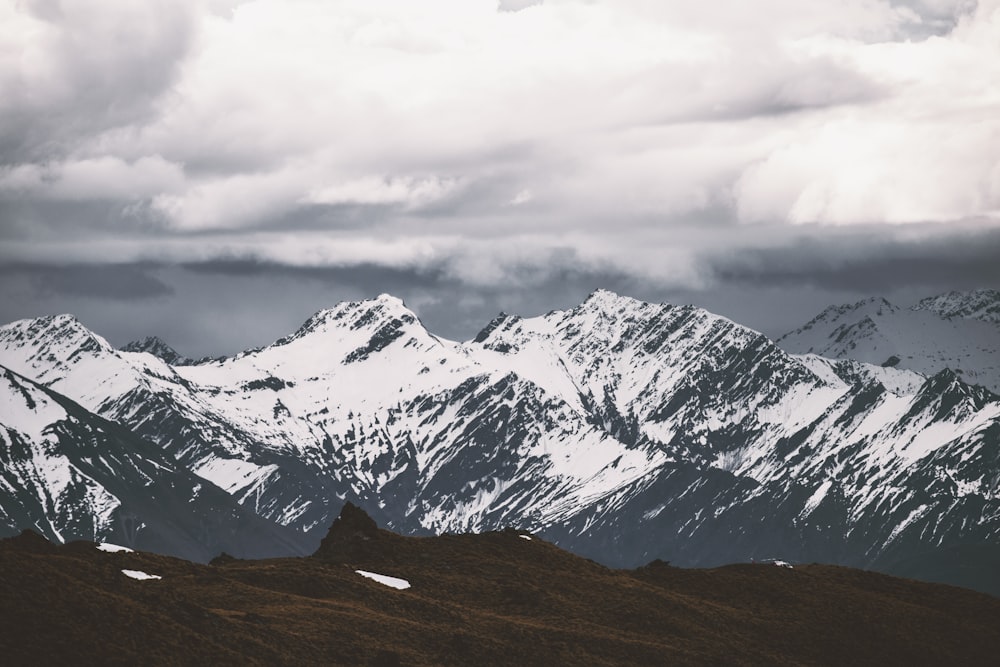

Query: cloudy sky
[[2, 0, 999, 356]]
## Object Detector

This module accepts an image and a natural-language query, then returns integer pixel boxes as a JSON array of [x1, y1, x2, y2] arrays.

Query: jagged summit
[[578, 288, 660, 315], [121, 336, 192, 366], [0, 313, 101, 346], [912, 367, 997, 415], [784, 298, 899, 338], [271, 294, 427, 351], [471, 311, 522, 347], [0, 313, 118, 385]]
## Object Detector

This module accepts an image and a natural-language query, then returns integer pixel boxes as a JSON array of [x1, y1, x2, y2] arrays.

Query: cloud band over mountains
[[1, 0, 998, 353]]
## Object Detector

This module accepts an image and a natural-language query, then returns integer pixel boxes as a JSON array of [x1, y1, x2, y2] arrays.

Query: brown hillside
[[2, 505, 1000, 666]]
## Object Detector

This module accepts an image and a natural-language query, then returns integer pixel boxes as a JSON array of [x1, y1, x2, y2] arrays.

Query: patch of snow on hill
[[356, 570, 410, 590]]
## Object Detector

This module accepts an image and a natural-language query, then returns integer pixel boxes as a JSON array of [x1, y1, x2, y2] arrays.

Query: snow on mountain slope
[[913, 289, 1000, 325], [0, 365, 310, 560], [1, 290, 998, 595], [175, 294, 663, 534], [467, 290, 848, 461], [456, 291, 1000, 581], [794, 354, 927, 396], [0, 297, 662, 540], [0, 315, 203, 422], [0, 314, 361, 534], [777, 294, 1000, 392]]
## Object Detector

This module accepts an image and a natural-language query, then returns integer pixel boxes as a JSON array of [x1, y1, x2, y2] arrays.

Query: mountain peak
[[120, 336, 192, 366], [313, 502, 389, 560], [839, 297, 898, 317], [274, 294, 422, 347], [779, 297, 898, 344], [582, 289, 643, 310], [913, 289, 1000, 324], [472, 312, 522, 346], [6, 313, 83, 336], [375, 292, 406, 307], [906, 367, 996, 422], [0, 313, 115, 366]]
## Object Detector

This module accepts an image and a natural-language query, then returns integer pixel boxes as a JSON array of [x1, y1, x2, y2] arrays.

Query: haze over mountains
[[0, 289, 998, 595]]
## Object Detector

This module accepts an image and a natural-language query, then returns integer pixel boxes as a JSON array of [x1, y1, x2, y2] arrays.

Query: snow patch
[[97, 543, 134, 553], [194, 457, 279, 497], [355, 569, 411, 590], [887, 504, 930, 544], [121, 569, 161, 580], [519, 534, 532, 541], [801, 480, 832, 518], [643, 504, 666, 520]]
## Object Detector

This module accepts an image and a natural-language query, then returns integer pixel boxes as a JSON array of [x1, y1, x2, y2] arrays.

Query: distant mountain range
[[0, 289, 998, 595], [778, 289, 1000, 392]]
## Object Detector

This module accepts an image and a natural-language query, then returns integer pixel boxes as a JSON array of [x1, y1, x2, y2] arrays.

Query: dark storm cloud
[[182, 259, 450, 290], [1, 218, 997, 357], [0, 200, 167, 241], [702, 224, 1000, 293], [1, 264, 174, 301]]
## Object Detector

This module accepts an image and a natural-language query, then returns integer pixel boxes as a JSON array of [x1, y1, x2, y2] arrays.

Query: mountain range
[[0, 289, 998, 595], [779, 289, 1000, 392]]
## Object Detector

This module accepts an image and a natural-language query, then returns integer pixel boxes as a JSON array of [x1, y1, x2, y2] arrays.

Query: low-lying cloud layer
[[1, 0, 998, 351]]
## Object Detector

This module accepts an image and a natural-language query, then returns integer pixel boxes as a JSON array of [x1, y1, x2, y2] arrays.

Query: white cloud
[[0, 0, 199, 160], [306, 175, 461, 208], [150, 166, 306, 230], [736, 0, 1000, 224], [2, 0, 999, 273], [0, 156, 185, 201]]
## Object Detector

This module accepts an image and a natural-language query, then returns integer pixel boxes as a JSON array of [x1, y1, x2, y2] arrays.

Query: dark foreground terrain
[[3, 505, 1000, 666]]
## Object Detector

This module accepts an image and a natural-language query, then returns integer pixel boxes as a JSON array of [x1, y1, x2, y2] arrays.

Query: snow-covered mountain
[[0, 365, 309, 561], [912, 289, 1000, 325], [1, 290, 998, 593], [777, 294, 1000, 392]]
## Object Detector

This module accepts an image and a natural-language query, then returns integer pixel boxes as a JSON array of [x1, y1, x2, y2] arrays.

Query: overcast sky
[[2, 0, 999, 356]]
